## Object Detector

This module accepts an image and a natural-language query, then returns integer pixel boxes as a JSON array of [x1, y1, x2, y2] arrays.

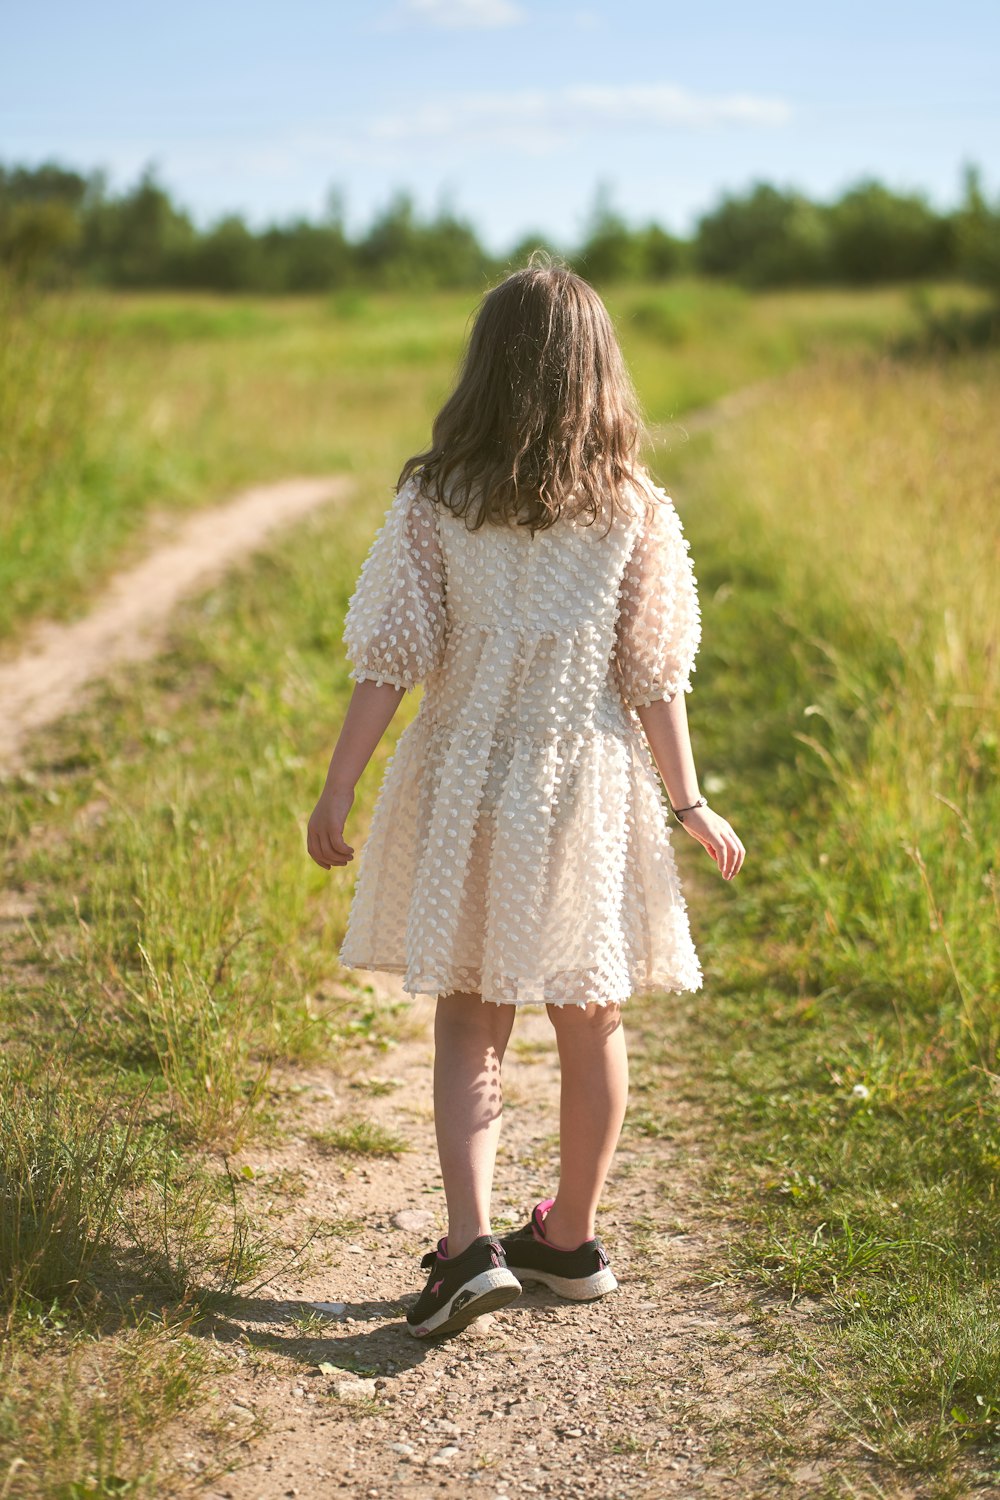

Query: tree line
[[2, 160, 998, 295]]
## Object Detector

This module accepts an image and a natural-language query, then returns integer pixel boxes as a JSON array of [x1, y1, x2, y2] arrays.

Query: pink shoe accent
[[531, 1198, 557, 1243], [430, 1279, 443, 1296], [531, 1199, 587, 1252], [437, 1236, 450, 1260]]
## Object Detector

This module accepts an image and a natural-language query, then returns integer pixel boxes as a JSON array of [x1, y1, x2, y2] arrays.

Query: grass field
[[1, 276, 997, 1494], [661, 349, 1000, 1481], [0, 275, 982, 643]]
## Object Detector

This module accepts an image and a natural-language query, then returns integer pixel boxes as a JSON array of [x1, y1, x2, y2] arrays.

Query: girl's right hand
[[677, 805, 745, 880], [307, 786, 355, 869]]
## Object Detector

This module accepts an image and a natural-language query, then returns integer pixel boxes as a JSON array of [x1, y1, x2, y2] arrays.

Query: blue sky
[[3, 0, 998, 250]]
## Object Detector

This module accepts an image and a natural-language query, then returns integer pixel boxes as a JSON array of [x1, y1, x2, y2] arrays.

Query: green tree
[[81, 165, 195, 286], [695, 183, 830, 286], [255, 220, 355, 291], [421, 208, 493, 287], [827, 179, 954, 282], [637, 223, 687, 280], [0, 199, 81, 282], [954, 164, 1000, 295], [179, 214, 262, 291], [575, 186, 643, 283], [0, 162, 90, 281], [358, 193, 491, 288]]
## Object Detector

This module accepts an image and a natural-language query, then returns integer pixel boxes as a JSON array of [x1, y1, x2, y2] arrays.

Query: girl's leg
[[541, 1001, 628, 1248], [433, 990, 516, 1257]]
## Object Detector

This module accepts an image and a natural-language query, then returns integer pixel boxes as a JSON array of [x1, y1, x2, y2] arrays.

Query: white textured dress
[[337, 470, 703, 1008]]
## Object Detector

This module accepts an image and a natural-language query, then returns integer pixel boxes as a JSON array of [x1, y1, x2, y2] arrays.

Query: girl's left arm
[[636, 690, 745, 881], [307, 680, 404, 868]]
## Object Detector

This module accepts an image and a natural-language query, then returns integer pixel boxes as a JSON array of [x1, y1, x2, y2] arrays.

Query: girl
[[307, 258, 744, 1339]]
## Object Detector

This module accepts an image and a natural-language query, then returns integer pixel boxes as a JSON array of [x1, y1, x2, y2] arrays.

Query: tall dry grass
[[665, 348, 1000, 1473], [706, 352, 998, 1042]]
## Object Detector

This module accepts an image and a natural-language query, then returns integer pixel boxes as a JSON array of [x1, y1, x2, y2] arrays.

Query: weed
[[309, 1119, 407, 1158], [0, 1058, 152, 1323]]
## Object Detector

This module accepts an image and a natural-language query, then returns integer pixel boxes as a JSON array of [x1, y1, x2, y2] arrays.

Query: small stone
[[387, 1442, 414, 1457], [465, 1312, 496, 1335], [228, 1403, 254, 1419], [392, 1209, 436, 1232], [335, 1378, 378, 1402], [430, 1445, 460, 1463], [309, 1301, 347, 1318]]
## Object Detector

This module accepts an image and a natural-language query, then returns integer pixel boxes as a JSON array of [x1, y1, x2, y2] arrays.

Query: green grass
[[0, 1060, 151, 1317], [0, 1317, 231, 1499], [1, 275, 985, 644], [1, 281, 995, 1492], [348, 1076, 401, 1098], [309, 1118, 408, 1157], [0, 467, 410, 1486], [651, 348, 1000, 1485]]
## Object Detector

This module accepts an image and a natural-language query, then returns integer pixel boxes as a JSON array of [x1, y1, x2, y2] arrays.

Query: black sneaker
[[498, 1198, 618, 1301], [406, 1233, 521, 1338]]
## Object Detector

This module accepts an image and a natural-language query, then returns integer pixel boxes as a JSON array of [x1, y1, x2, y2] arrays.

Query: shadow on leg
[[433, 990, 517, 1257]]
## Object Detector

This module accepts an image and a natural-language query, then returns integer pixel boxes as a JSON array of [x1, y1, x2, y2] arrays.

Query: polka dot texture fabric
[[338, 471, 703, 1008]]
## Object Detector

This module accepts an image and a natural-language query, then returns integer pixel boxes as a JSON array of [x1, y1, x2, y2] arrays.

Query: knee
[[546, 1000, 623, 1039], [436, 990, 513, 1048]]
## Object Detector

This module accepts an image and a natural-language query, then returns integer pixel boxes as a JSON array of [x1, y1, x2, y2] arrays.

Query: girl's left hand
[[307, 786, 355, 869], [677, 805, 745, 880]]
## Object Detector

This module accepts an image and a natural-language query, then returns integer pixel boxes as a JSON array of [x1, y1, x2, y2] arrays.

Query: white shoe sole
[[510, 1266, 619, 1301], [407, 1267, 521, 1338]]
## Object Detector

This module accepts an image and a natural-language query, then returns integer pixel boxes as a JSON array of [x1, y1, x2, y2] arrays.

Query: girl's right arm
[[637, 690, 745, 880], [307, 679, 404, 869]]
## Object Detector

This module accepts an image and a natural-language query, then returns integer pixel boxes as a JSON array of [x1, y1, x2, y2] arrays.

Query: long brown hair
[[398, 254, 647, 535]]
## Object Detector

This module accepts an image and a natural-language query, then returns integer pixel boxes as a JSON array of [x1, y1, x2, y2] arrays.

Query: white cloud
[[367, 83, 792, 147], [393, 0, 525, 27], [68, 80, 792, 213], [567, 84, 791, 128]]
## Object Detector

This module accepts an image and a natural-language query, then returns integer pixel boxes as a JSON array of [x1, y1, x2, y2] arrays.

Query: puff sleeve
[[612, 481, 701, 708], [342, 478, 447, 691]]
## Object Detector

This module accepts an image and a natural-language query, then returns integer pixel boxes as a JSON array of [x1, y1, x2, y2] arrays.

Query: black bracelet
[[672, 796, 707, 822]]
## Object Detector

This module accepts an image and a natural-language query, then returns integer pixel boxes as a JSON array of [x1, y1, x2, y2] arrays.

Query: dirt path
[[184, 984, 844, 1500], [0, 381, 771, 775], [0, 475, 351, 769], [1, 405, 872, 1496], [647, 381, 775, 450]]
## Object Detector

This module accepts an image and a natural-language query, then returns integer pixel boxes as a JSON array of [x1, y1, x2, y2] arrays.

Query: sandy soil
[[182, 984, 871, 1500]]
